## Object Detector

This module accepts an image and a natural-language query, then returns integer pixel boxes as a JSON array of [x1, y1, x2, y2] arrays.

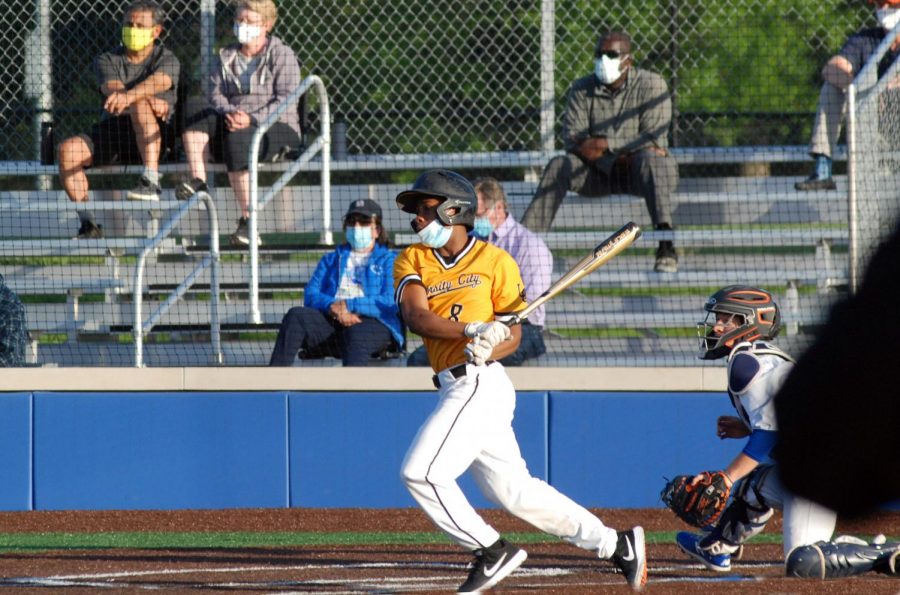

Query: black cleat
[[611, 526, 648, 591], [175, 177, 208, 201], [73, 220, 103, 240], [794, 175, 837, 191], [457, 538, 527, 593], [126, 175, 162, 201]]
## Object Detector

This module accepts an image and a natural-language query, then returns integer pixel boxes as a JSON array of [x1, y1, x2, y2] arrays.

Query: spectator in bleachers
[[407, 177, 551, 367], [269, 199, 404, 366], [795, 0, 900, 191], [58, 0, 180, 239], [0, 274, 27, 367], [521, 31, 680, 273], [177, 0, 302, 248]]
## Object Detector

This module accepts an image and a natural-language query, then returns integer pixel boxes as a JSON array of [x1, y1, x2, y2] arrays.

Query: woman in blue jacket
[[269, 199, 403, 366]]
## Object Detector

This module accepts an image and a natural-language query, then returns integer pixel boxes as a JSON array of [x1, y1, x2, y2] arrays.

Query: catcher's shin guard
[[785, 536, 899, 579]]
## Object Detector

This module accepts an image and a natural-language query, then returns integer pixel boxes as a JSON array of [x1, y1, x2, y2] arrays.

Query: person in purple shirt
[[406, 177, 552, 367]]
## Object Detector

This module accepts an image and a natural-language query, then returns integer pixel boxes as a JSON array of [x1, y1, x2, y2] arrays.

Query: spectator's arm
[[303, 253, 337, 313], [822, 55, 854, 90], [562, 84, 592, 153], [208, 60, 237, 114]]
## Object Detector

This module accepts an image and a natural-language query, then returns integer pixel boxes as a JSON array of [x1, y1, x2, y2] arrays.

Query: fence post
[[539, 0, 556, 153]]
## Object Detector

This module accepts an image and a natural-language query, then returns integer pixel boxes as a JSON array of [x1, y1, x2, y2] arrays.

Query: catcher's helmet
[[395, 169, 476, 231], [698, 285, 781, 360]]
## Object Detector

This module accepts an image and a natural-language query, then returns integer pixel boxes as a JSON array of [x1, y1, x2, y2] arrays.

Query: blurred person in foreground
[[774, 219, 900, 517], [178, 0, 302, 247], [268, 199, 403, 366], [406, 177, 551, 367], [57, 0, 180, 239]]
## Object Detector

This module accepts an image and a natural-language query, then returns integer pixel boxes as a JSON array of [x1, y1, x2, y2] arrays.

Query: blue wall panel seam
[[28, 392, 34, 511], [284, 392, 291, 508]]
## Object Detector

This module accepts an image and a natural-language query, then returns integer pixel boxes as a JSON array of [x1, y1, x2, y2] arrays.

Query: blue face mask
[[346, 225, 374, 251], [417, 219, 452, 248], [472, 216, 493, 239]]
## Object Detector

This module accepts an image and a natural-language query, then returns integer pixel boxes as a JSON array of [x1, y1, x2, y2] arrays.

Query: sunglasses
[[597, 50, 627, 59]]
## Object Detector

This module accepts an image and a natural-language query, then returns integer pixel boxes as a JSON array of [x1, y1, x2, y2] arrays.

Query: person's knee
[[281, 306, 311, 326], [58, 136, 91, 168], [543, 154, 574, 179], [128, 98, 159, 123]]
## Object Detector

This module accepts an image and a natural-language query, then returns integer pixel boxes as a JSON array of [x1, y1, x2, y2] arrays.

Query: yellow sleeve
[[393, 247, 421, 305], [492, 250, 527, 316]]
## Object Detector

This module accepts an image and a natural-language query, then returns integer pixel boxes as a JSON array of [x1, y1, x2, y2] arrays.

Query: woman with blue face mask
[[269, 199, 405, 366]]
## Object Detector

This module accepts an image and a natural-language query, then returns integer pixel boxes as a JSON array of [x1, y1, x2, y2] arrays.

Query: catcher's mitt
[[660, 471, 732, 528]]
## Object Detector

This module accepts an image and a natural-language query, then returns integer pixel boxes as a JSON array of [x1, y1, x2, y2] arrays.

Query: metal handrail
[[132, 191, 221, 367], [247, 75, 331, 324], [847, 21, 900, 293]]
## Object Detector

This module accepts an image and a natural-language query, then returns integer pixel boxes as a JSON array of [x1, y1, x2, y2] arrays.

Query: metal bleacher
[[0, 139, 852, 367]]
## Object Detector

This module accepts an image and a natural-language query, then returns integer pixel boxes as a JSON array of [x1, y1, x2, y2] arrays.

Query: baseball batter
[[676, 285, 899, 578], [393, 169, 647, 593]]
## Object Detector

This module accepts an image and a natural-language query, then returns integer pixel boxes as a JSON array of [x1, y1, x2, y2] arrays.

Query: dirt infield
[[0, 508, 897, 593]]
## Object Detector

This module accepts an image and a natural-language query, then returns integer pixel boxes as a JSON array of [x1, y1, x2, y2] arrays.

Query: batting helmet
[[698, 285, 781, 360], [395, 169, 476, 231]]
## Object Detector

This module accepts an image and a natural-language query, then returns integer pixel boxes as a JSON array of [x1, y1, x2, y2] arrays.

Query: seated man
[[521, 30, 679, 273], [796, 0, 900, 190], [57, 0, 180, 239], [407, 177, 551, 367], [269, 199, 404, 366], [0, 273, 27, 367]]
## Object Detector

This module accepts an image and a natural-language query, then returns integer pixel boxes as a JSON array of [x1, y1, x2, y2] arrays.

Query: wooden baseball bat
[[507, 222, 642, 326]]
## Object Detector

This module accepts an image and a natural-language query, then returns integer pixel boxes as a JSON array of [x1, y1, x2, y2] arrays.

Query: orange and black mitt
[[660, 471, 731, 528]]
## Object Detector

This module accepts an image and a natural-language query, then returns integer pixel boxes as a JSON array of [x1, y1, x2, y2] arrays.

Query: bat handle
[[504, 315, 522, 328]]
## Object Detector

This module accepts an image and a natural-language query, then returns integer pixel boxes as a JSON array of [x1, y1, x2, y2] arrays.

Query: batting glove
[[464, 321, 511, 348], [464, 336, 494, 366]]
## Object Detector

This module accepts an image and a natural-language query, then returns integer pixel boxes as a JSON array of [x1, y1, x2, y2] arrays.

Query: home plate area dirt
[[0, 508, 896, 593]]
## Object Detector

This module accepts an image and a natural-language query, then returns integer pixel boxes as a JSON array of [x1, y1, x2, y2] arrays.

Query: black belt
[[432, 361, 494, 389]]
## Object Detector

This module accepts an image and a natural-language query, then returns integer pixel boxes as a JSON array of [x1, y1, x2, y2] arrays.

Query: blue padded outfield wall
[[0, 391, 734, 511]]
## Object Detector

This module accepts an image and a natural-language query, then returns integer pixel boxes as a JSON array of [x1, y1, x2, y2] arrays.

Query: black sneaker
[[654, 243, 678, 273], [73, 220, 103, 240], [229, 217, 261, 247], [126, 176, 162, 201], [611, 527, 647, 591], [175, 177, 208, 201], [457, 538, 527, 593], [794, 174, 837, 191]]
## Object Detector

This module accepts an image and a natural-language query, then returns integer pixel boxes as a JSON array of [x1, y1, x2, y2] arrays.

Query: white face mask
[[877, 7, 900, 32], [595, 55, 623, 85], [234, 23, 262, 44], [416, 219, 452, 249]]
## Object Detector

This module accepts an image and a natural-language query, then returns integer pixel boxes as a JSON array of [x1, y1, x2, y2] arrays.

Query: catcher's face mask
[[697, 311, 747, 359]]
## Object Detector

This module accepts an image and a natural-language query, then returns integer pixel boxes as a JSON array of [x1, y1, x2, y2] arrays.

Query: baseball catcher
[[664, 286, 900, 578]]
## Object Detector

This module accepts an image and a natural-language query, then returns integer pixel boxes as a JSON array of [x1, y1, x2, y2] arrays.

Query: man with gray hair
[[522, 31, 679, 273]]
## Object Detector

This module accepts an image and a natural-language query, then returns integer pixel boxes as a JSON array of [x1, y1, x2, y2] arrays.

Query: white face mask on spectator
[[877, 7, 900, 31], [234, 23, 262, 44], [595, 55, 624, 85]]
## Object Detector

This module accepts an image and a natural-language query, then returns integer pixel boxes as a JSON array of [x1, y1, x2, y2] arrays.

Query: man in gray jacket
[[179, 0, 302, 246], [522, 31, 680, 273]]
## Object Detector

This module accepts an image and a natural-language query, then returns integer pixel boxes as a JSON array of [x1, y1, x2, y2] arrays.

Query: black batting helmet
[[698, 285, 782, 360], [395, 169, 476, 231]]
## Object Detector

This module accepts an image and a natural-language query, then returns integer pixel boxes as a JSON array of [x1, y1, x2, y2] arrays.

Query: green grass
[[0, 530, 790, 553]]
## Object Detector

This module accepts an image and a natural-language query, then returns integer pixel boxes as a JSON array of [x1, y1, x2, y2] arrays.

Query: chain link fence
[[1, 0, 897, 368]]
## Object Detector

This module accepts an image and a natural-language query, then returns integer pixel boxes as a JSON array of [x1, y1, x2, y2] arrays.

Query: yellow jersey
[[394, 237, 527, 372]]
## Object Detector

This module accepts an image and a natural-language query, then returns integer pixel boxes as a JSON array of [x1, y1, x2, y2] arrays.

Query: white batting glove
[[463, 321, 511, 348], [464, 336, 494, 366]]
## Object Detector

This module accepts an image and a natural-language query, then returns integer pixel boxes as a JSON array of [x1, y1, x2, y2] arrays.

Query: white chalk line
[[0, 559, 781, 592]]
